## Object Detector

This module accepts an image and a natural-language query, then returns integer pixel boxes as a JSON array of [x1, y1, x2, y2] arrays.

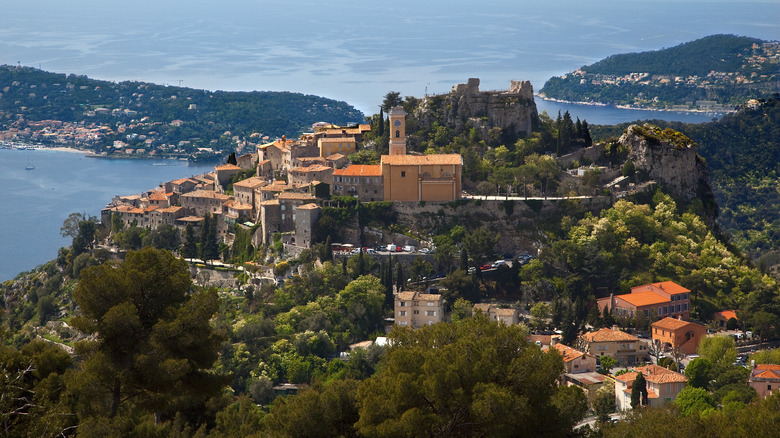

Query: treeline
[[583, 34, 766, 77], [0, 65, 364, 149]]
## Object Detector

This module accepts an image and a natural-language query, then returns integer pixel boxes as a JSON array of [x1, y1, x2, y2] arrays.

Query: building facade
[[577, 328, 647, 366], [394, 291, 445, 328], [598, 281, 692, 320], [332, 164, 384, 201], [651, 317, 707, 355], [615, 365, 688, 411]]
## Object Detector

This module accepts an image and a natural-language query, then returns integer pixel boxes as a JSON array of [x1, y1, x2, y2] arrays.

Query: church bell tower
[[388, 106, 407, 156]]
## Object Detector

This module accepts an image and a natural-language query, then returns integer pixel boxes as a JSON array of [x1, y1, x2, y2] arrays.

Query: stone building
[[180, 190, 233, 217], [294, 203, 321, 248], [332, 164, 383, 201], [615, 365, 688, 410]]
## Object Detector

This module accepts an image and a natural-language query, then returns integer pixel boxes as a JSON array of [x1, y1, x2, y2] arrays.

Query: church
[[333, 106, 462, 202]]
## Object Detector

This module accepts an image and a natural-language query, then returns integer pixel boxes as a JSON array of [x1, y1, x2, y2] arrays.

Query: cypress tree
[[377, 108, 385, 137]]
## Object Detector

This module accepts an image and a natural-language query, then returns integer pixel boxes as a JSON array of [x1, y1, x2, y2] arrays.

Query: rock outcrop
[[621, 124, 716, 214], [415, 78, 539, 142]]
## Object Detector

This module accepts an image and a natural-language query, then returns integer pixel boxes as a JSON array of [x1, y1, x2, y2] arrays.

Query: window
[[401, 171, 406, 177], [682, 303, 688, 311], [426, 311, 436, 317], [399, 311, 407, 316], [427, 301, 435, 306], [395, 130, 400, 138], [399, 301, 406, 307], [413, 310, 419, 315], [769, 385, 772, 390], [399, 321, 407, 326]]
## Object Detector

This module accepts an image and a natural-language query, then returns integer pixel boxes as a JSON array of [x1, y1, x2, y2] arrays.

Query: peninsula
[[540, 34, 780, 112]]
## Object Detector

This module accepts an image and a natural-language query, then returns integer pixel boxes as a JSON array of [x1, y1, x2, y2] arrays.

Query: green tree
[[381, 91, 403, 111], [593, 379, 616, 423], [199, 213, 220, 262], [181, 223, 198, 259], [599, 355, 617, 374], [631, 373, 647, 409], [69, 248, 229, 426], [698, 336, 737, 374], [356, 314, 584, 437], [685, 357, 713, 389], [263, 379, 360, 437], [673, 386, 716, 417]]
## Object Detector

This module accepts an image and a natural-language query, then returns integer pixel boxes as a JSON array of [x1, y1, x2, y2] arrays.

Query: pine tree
[[377, 108, 384, 137], [630, 373, 648, 409], [581, 120, 593, 147], [181, 223, 198, 259]]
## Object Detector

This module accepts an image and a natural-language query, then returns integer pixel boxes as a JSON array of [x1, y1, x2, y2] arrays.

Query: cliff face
[[415, 78, 539, 142], [622, 124, 717, 216]]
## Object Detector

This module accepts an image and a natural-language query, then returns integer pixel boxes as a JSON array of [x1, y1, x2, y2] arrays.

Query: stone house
[[289, 164, 334, 186], [214, 163, 242, 192], [651, 317, 707, 355], [180, 190, 233, 217], [332, 164, 383, 201], [577, 328, 647, 366], [294, 203, 321, 248], [165, 177, 199, 195], [615, 365, 688, 411], [232, 176, 266, 216], [749, 364, 780, 398]]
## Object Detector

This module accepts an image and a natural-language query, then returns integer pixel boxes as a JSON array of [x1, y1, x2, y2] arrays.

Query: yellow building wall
[[383, 164, 419, 201], [383, 162, 462, 201], [318, 139, 356, 157]]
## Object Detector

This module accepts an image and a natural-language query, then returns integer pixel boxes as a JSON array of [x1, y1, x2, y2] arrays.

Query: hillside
[[0, 65, 364, 160], [540, 34, 780, 110], [589, 97, 780, 270]]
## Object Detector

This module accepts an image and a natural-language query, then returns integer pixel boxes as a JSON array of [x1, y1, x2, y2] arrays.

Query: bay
[[0, 149, 214, 281]]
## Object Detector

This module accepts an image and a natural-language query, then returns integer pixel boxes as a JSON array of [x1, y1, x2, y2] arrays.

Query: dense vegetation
[[590, 97, 780, 268], [540, 35, 780, 107], [0, 65, 364, 159]]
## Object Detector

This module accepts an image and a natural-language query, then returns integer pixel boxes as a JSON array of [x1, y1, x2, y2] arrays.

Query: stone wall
[[416, 78, 539, 142], [390, 197, 611, 254]]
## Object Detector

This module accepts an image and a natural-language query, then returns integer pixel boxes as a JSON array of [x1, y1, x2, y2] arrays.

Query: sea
[[0, 150, 214, 281], [0, 0, 777, 279]]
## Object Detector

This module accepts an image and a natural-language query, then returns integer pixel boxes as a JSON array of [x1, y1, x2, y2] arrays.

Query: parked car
[[403, 245, 416, 252], [418, 248, 430, 254], [492, 260, 507, 268]]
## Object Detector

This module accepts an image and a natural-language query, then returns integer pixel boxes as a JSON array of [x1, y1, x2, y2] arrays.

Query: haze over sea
[[1, 0, 778, 280]]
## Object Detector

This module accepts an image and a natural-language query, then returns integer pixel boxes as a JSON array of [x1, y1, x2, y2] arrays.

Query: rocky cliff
[[414, 78, 539, 143], [621, 124, 717, 218]]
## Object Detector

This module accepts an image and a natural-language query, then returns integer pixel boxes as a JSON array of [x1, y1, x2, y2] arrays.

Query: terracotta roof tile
[[381, 154, 463, 166], [616, 371, 640, 383], [549, 343, 586, 363], [277, 192, 315, 201], [233, 177, 266, 188], [617, 290, 670, 307], [296, 203, 320, 210], [581, 328, 639, 343], [715, 310, 738, 320], [215, 164, 241, 171], [652, 281, 690, 294], [634, 365, 688, 384], [319, 137, 356, 143], [651, 317, 696, 331], [333, 164, 382, 177], [181, 190, 232, 200]]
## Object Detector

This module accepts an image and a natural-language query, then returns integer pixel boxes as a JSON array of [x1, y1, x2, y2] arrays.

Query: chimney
[[752, 360, 756, 369], [612, 325, 620, 331]]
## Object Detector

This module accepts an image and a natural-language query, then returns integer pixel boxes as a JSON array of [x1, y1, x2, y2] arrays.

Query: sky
[[2, 0, 778, 114]]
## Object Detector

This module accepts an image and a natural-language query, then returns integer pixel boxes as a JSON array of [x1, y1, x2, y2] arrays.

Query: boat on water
[[25, 164, 35, 170]]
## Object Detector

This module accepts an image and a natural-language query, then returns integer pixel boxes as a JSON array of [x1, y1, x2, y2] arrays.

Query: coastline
[[535, 93, 735, 115]]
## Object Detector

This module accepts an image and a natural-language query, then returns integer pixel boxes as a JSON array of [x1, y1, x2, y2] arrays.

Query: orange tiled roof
[[381, 154, 462, 166], [233, 177, 266, 188], [326, 153, 346, 161], [549, 343, 586, 363], [171, 177, 197, 185], [615, 371, 640, 383], [215, 163, 241, 171], [296, 203, 320, 210], [581, 328, 639, 343], [334, 164, 382, 177], [291, 164, 332, 173], [634, 365, 688, 384], [148, 190, 171, 201], [276, 192, 315, 201], [716, 310, 738, 320], [181, 190, 232, 200], [652, 281, 690, 294], [319, 136, 356, 143], [496, 308, 518, 317], [177, 216, 204, 222], [618, 290, 669, 307], [158, 206, 183, 213], [753, 369, 780, 380], [652, 317, 696, 331]]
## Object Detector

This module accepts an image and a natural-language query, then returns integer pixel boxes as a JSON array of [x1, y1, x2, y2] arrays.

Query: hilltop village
[[103, 104, 463, 254]]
